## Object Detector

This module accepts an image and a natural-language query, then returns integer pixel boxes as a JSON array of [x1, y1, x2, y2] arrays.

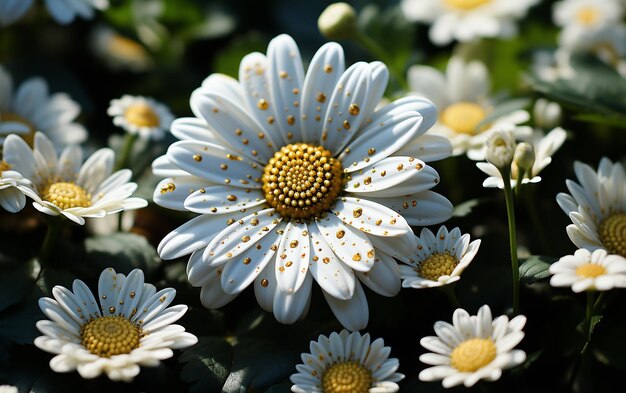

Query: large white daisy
[[0, 65, 86, 150], [0, 159, 32, 213], [108, 95, 174, 141], [553, 0, 623, 33], [408, 56, 532, 159], [556, 157, 626, 258], [400, 0, 539, 46], [153, 34, 453, 331], [34, 267, 198, 381], [400, 225, 481, 289], [476, 127, 567, 189], [550, 248, 626, 292], [290, 330, 404, 393], [419, 305, 527, 388], [2, 132, 147, 225]]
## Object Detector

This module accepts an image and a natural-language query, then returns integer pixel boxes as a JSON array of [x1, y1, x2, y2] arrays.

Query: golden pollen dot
[[597, 213, 626, 258], [576, 263, 607, 278], [124, 103, 160, 128], [80, 316, 141, 358], [440, 102, 486, 135], [1, 112, 36, 146], [444, 0, 491, 10], [42, 182, 92, 210], [450, 338, 497, 372], [348, 104, 360, 116], [322, 361, 372, 393], [418, 253, 459, 281], [262, 143, 343, 220], [257, 99, 269, 110], [576, 6, 600, 25]]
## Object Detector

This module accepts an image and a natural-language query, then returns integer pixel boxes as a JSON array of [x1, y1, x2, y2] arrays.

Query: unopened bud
[[486, 130, 516, 171], [318, 3, 358, 40], [513, 142, 535, 175], [533, 98, 562, 129]]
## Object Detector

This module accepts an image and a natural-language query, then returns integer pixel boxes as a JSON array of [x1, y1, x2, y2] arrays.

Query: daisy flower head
[[91, 26, 153, 73], [549, 248, 626, 292], [108, 95, 174, 141], [0, 159, 32, 213], [153, 34, 453, 331], [419, 305, 527, 388], [477, 127, 567, 189], [290, 329, 403, 393], [408, 56, 531, 159], [400, 226, 481, 289], [34, 267, 198, 381], [400, 0, 539, 46], [553, 0, 624, 33], [556, 157, 626, 258], [2, 131, 147, 225], [0, 65, 86, 150]]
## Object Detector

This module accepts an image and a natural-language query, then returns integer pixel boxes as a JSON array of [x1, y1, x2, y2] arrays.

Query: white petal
[[273, 273, 312, 324], [344, 157, 436, 194], [184, 185, 265, 214], [275, 220, 310, 294], [76, 148, 114, 193], [331, 197, 411, 237], [315, 213, 375, 272], [323, 280, 368, 332], [354, 251, 401, 297], [366, 190, 453, 226], [395, 134, 452, 163]]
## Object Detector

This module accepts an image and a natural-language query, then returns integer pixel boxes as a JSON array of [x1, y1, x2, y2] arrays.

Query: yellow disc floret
[[598, 212, 626, 258], [322, 361, 373, 393], [42, 182, 92, 209], [576, 6, 600, 26], [576, 263, 607, 278], [440, 102, 487, 135], [418, 253, 459, 281], [125, 103, 160, 128], [81, 316, 141, 357], [262, 143, 343, 220], [444, 0, 491, 11], [450, 338, 497, 372]]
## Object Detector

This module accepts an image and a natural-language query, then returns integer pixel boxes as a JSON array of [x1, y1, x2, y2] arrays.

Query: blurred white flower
[[0, 159, 32, 213], [318, 2, 358, 40], [558, 24, 626, 77], [0, 0, 109, 26], [533, 98, 562, 130], [553, 0, 623, 33], [550, 248, 626, 292], [108, 95, 173, 141], [91, 25, 153, 73]]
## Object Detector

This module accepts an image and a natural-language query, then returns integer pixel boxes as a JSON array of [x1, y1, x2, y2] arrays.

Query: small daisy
[[290, 330, 404, 393], [408, 56, 532, 159], [91, 26, 153, 73], [476, 127, 567, 189], [556, 157, 626, 258], [2, 132, 147, 225], [550, 248, 626, 292], [419, 305, 527, 388], [0, 65, 86, 150], [553, 0, 623, 33], [0, 159, 32, 212], [108, 95, 173, 141], [154, 34, 453, 330], [399, 226, 481, 289], [34, 267, 198, 381], [400, 0, 539, 46]]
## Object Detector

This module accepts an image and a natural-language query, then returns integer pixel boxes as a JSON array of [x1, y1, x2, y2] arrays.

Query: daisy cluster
[[0, 0, 625, 392]]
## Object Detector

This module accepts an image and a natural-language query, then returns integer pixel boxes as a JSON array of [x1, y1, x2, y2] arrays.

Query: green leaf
[[519, 255, 555, 285], [0, 258, 40, 312], [83, 232, 160, 276], [179, 336, 233, 393]]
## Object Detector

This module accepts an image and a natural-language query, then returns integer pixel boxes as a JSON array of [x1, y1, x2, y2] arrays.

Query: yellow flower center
[[418, 253, 459, 281], [262, 143, 343, 220], [450, 338, 497, 372], [125, 103, 160, 128], [575, 263, 607, 278], [108, 34, 148, 61], [598, 212, 626, 258], [1, 112, 36, 146], [444, 0, 491, 10], [42, 182, 92, 210], [81, 316, 142, 357], [440, 102, 487, 135], [322, 361, 372, 393], [576, 6, 600, 26]]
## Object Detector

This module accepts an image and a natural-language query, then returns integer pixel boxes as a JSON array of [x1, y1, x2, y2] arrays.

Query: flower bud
[[513, 142, 535, 176], [533, 98, 562, 130], [486, 130, 516, 171], [318, 3, 358, 40]]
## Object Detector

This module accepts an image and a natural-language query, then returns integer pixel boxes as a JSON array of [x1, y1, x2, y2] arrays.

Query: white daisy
[[553, 0, 623, 33], [400, 226, 481, 289], [558, 24, 626, 77], [400, 0, 539, 46], [34, 267, 198, 381], [2, 132, 148, 225], [419, 305, 527, 388], [290, 329, 404, 393], [153, 34, 453, 331], [0, 159, 32, 213], [556, 157, 626, 258], [407, 56, 532, 159], [549, 248, 626, 292], [108, 95, 173, 141], [476, 127, 567, 189], [0, 0, 34, 26], [0, 0, 108, 26], [0, 65, 86, 150], [91, 25, 153, 73]]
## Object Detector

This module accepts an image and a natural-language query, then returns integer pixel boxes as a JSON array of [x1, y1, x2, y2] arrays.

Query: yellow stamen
[[576, 263, 606, 278], [444, 0, 491, 10], [125, 103, 160, 128], [440, 102, 487, 135], [262, 143, 343, 220], [322, 361, 372, 393], [42, 182, 92, 210], [418, 253, 459, 281], [81, 316, 142, 357], [576, 6, 600, 26], [598, 212, 626, 258], [450, 338, 497, 372]]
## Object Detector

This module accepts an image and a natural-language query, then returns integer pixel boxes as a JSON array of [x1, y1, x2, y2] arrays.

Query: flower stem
[[354, 31, 409, 90], [501, 168, 520, 315], [39, 219, 61, 267], [568, 291, 598, 389], [440, 284, 461, 308], [114, 133, 138, 173]]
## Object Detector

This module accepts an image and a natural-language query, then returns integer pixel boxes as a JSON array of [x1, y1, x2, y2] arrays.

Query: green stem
[[568, 291, 597, 389], [39, 220, 61, 267], [501, 167, 520, 315], [440, 284, 461, 308], [114, 133, 138, 172], [354, 31, 409, 90]]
